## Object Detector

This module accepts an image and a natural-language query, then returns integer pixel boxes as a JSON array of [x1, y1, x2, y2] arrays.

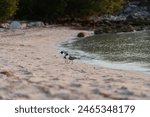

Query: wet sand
[[0, 26, 150, 99]]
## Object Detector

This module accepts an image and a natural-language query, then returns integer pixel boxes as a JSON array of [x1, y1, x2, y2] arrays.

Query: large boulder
[[9, 21, 21, 29]]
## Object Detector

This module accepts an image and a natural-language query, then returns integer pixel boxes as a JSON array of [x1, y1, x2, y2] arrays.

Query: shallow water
[[60, 30, 150, 74]]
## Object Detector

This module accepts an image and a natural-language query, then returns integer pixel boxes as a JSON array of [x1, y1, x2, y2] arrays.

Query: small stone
[[77, 32, 85, 37]]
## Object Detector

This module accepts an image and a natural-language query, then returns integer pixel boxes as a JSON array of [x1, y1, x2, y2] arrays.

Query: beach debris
[[9, 21, 21, 29], [0, 70, 14, 77]]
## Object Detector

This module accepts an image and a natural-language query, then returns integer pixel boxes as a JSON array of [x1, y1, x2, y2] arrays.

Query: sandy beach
[[0, 26, 150, 100]]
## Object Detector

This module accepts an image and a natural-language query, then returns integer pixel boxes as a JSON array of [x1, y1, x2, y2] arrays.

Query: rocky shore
[[94, 1, 150, 34], [57, 1, 150, 34]]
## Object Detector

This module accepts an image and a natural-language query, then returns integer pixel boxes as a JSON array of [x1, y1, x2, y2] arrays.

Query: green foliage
[[65, 0, 97, 17], [34, 0, 67, 20], [97, 0, 125, 14], [16, 0, 34, 20], [0, 0, 18, 22], [66, 0, 124, 17], [16, 0, 67, 21], [15, 0, 124, 22]]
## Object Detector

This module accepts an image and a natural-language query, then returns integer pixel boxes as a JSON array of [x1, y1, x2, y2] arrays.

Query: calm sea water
[[60, 30, 150, 74]]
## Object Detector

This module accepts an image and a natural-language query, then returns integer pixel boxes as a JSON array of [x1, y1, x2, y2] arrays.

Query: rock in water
[[77, 32, 85, 37]]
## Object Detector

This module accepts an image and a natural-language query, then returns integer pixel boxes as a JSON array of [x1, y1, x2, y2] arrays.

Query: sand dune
[[0, 26, 149, 99]]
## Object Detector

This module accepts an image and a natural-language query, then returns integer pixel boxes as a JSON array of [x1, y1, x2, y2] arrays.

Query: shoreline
[[57, 29, 150, 75], [0, 26, 150, 99]]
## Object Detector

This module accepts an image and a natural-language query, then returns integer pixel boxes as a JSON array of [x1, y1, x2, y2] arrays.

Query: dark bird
[[60, 51, 68, 56], [60, 51, 69, 63], [60, 51, 80, 64], [64, 53, 80, 64]]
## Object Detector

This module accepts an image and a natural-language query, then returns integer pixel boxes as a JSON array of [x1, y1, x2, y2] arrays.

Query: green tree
[[65, 0, 96, 17], [34, 0, 67, 21], [15, 0, 34, 20], [15, 0, 124, 22], [16, 0, 67, 21], [97, 0, 124, 15], [0, 0, 18, 22], [65, 0, 124, 18]]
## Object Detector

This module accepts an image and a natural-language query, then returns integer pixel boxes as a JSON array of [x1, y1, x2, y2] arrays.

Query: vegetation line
[[0, 0, 125, 23]]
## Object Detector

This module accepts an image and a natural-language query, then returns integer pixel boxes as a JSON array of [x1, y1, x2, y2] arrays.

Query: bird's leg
[[65, 59, 67, 63], [66, 59, 68, 64], [66, 59, 69, 64], [67, 60, 70, 64]]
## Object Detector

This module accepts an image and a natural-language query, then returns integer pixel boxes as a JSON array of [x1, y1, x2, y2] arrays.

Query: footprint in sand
[[69, 82, 82, 88], [16, 65, 33, 79], [91, 88, 100, 95], [115, 86, 134, 96], [146, 83, 150, 87], [104, 78, 114, 83]]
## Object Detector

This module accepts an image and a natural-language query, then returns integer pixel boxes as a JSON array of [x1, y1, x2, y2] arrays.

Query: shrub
[[16, 0, 67, 21], [0, 0, 18, 22], [15, 0, 124, 22]]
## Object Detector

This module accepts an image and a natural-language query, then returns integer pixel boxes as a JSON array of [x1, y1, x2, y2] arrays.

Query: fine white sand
[[0, 26, 149, 99]]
